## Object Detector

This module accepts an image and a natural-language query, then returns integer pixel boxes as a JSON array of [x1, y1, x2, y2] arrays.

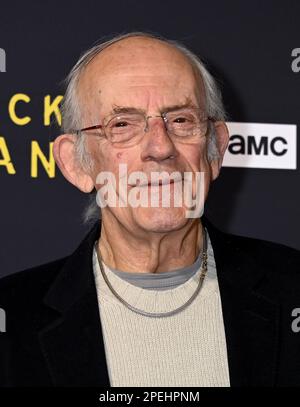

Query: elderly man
[[0, 32, 300, 387]]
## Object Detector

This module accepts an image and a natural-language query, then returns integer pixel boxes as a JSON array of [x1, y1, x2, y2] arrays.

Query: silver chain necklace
[[95, 227, 208, 318]]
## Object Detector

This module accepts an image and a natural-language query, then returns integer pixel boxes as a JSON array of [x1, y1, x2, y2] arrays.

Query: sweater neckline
[[93, 229, 219, 314]]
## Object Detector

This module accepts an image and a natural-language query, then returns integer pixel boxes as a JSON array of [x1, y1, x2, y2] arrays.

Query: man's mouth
[[134, 173, 183, 187]]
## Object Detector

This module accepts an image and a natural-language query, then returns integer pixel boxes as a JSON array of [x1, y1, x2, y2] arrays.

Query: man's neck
[[97, 215, 204, 274]]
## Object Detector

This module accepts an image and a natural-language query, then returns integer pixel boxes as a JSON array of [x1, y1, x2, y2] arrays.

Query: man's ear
[[53, 134, 95, 193], [209, 121, 230, 181]]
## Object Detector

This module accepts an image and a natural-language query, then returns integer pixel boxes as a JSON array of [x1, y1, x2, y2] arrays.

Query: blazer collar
[[202, 216, 280, 386], [38, 219, 111, 386], [42, 220, 101, 314], [38, 216, 280, 386]]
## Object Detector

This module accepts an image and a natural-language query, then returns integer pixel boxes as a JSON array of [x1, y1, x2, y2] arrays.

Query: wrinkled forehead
[[77, 38, 205, 115]]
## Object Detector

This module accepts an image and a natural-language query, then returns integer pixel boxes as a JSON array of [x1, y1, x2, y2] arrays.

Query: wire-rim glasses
[[73, 107, 215, 147]]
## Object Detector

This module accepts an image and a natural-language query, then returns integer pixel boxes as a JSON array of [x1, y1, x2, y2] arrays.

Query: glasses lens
[[166, 109, 207, 137], [107, 114, 144, 144]]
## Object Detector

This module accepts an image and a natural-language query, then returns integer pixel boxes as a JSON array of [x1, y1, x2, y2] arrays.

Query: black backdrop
[[0, 0, 299, 277]]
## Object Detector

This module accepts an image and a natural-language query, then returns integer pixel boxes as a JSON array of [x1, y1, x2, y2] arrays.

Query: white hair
[[60, 31, 227, 224]]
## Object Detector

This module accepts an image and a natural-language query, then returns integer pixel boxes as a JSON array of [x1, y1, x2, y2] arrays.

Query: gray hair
[[60, 31, 227, 224]]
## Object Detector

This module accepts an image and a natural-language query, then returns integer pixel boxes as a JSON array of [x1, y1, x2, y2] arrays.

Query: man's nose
[[140, 117, 178, 162]]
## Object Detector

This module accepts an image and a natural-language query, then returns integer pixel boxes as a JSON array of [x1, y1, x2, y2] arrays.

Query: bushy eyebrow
[[162, 101, 199, 113], [161, 97, 199, 113], [111, 106, 145, 115], [110, 97, 198, 116]]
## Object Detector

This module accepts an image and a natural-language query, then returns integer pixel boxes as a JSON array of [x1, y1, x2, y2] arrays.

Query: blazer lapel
[[38, 215, 280, 387], [203, 216, 280, 386], [38, 221, 111, 386]]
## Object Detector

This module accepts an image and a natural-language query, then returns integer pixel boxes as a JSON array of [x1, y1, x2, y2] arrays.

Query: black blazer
[[0, 216, 300, 387]]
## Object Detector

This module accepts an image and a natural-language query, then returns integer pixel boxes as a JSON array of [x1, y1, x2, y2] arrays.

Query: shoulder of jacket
[[203, 216, 300, 275], [0, 256, 69, 308]]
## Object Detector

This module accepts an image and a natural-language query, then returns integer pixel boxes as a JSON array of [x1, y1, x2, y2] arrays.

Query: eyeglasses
[[73, 107, 215, 148]]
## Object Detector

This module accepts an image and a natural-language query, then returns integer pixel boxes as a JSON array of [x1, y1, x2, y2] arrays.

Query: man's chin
[[132, 207, 189, 233]]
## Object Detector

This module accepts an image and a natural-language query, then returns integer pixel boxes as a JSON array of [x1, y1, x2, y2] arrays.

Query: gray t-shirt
[[106, 252, 202, 291]]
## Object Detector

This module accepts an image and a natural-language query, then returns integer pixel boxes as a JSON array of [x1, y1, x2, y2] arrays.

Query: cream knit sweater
[[92, 229, 230, 387]]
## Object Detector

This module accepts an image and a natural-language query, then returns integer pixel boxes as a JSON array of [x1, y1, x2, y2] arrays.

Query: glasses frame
[[73, 108, 216, 142]]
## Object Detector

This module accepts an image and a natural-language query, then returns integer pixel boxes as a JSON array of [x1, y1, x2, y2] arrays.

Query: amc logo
[[223, 122, 297, 170], [228, 135, 287, 156]]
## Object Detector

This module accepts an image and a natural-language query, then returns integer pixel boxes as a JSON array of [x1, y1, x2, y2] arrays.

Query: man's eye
[[173, 116, 192, 123], [114, 121, 129, 127], [174, 117, 186, 123]]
